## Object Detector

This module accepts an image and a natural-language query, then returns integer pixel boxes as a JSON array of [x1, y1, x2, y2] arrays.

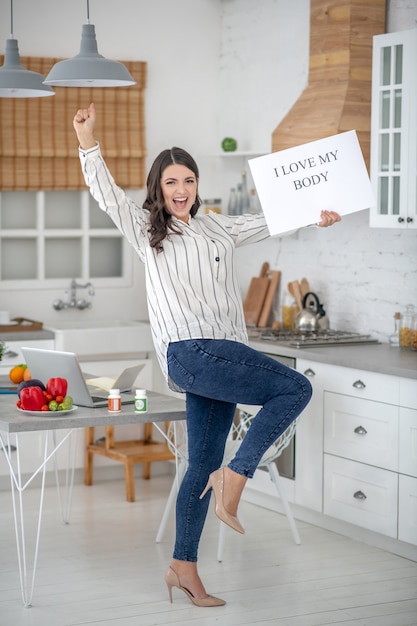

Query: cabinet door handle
[[398, 216, 405, 223], [407, 217, 414, 223], [303, 368, 316, 377], [352, 379, 366, 389], [353, 490, 367, 500], [354, 425, 367, 435]]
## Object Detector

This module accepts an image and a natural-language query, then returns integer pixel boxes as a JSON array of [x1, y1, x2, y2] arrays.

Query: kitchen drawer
[[324, 392, 399, 471], [323, 454, 398, 538], [323, 364, 399, 405], [399, 407, 417, 478], [400, 377, 417, 410], [398, 474, 417, 546]]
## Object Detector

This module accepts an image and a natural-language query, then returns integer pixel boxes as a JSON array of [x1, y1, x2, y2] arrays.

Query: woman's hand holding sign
[[316, 210, 341, 227]]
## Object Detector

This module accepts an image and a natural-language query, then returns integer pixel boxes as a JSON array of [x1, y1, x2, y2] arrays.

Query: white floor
[[0, 474, 416, 626]]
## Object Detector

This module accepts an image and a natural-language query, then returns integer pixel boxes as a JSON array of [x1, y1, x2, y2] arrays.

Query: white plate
[[17, 406, 78, 416]]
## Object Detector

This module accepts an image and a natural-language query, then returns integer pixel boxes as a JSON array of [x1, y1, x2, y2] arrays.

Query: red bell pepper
[[20, 386, 47, 411], [46, 377, 68, 399]]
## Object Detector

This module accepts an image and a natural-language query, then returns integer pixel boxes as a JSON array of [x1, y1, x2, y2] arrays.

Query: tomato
[[55, 395, 64, 404], [41, 405, 50, 411], [44, 391, 54, 403], [16, 399, 22, 408]]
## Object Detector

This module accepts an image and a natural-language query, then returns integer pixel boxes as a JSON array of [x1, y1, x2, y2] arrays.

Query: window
[[0, 191, 132, 287]]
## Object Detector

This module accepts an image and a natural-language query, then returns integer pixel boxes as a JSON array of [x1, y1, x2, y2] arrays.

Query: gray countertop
[[249, 339, 417, 380], [0, 329, 55, 342], [1, 328, 415, 380]]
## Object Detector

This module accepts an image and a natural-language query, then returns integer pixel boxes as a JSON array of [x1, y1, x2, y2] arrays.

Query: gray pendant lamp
[[43, 0, 135, 87], [0, 0, 54, 98]]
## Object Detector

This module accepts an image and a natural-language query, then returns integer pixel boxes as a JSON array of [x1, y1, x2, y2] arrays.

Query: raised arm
[[73, 102, 97, 150]]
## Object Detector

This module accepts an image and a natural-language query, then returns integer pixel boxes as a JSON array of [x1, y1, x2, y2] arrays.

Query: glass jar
[[282, 293, 297, 330], [388, 311, 400, 346], [203, 198, 222, 214], [399, 304, 416, 348], [410, 316, 417, 351]]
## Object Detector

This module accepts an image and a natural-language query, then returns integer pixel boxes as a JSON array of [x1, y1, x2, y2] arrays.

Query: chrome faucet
[[53, 279, 95, 310]]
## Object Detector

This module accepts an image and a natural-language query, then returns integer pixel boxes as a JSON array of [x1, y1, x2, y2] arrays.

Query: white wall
[[0, 0, 222, 324], [218, 0, 417, 343], [1, 0, 416, 343]]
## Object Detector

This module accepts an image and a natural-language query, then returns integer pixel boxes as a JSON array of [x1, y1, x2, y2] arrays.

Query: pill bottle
[[134, 389, 148, 413], [108, 388, 121, 413]]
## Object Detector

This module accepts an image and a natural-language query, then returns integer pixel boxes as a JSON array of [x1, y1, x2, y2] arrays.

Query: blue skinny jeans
[[166, 338, 312, 562]]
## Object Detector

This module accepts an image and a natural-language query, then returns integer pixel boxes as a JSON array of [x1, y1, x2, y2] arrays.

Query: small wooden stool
[[84, 422, 174, 502]]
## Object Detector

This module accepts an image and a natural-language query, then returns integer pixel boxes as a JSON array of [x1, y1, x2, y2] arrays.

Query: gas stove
[[248, 328, 380, 348]]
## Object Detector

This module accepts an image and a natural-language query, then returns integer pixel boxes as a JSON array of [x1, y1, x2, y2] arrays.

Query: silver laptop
[[21, 347, 144, 408]]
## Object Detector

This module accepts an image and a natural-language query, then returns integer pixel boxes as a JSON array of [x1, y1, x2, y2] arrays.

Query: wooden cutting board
[[258, 270, 281, 328], [243, 262, 270, 326]]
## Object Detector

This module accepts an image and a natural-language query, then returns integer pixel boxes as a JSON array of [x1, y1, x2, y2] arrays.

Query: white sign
[[248, 130, 375, 235]]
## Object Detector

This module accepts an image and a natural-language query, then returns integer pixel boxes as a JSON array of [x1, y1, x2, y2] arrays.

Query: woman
[[73, 103, 341, 608]]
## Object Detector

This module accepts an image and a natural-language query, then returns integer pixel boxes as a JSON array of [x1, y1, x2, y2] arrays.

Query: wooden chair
[[84, 422, 175, 502]]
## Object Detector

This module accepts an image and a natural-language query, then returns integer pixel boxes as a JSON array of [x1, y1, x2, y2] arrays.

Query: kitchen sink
[[44, 320, 153, 356]]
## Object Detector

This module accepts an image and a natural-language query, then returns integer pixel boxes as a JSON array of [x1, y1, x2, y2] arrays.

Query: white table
[[0, 392, 186, 608]]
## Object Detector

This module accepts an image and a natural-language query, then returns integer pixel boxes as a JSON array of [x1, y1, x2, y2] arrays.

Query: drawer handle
[[352, 379, 366, 389], [303, 368, 316, 377], [353, 490, 367, 500], [354, 425, 367, 435]]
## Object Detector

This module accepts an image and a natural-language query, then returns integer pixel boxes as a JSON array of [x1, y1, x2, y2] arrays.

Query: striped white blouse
[[79, 145, 273, 389]]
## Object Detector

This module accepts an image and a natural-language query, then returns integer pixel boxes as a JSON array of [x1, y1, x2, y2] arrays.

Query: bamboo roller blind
[[0, 57, 147, 191]]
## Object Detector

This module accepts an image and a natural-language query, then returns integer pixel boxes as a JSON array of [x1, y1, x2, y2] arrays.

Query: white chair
[[155, 406, 301, 560], [216, 405, 300, 561]]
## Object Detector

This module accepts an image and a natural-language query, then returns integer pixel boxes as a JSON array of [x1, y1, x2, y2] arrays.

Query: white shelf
[[212, 151, 266, 157]]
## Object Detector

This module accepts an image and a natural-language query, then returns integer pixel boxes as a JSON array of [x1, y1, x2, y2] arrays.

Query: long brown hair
[[143, 147, 202, 252]]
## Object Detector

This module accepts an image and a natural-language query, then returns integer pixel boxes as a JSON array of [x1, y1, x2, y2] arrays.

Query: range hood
[[272, 0, 386, 171]]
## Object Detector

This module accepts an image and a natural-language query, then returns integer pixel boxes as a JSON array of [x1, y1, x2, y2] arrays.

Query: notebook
[[21, 347, 144, 408]]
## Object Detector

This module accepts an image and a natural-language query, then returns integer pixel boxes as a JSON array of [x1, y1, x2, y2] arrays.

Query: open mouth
[[173, 197, 188, 208]]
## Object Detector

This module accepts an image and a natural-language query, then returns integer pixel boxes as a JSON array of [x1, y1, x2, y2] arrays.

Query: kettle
[[294, 292, 329, 332]]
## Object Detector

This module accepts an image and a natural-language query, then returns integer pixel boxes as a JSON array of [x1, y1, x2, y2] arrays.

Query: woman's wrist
[[78, 137, 97, 150]]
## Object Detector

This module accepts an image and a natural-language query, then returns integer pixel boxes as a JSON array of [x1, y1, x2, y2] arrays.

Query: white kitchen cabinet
[[398, 474, 417, 545], [399, 407, 417, 479], [321, 363, 417, 545], [321, 363, 399, 537], [398, 378, 417, 546], [294, 359, 326, 512], [370, 28, 417, 228], [399, 376, 417, 410], [324, 392, 399, 471], [323, 454, 398, 538]]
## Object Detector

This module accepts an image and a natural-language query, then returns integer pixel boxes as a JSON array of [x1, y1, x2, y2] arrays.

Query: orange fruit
[[9, 365, 26, 384], [23, 367, 32, 381]]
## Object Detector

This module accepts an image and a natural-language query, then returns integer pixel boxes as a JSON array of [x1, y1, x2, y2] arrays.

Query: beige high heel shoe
[[199, 467, 245, 534], [164, 566, 226, 607]]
